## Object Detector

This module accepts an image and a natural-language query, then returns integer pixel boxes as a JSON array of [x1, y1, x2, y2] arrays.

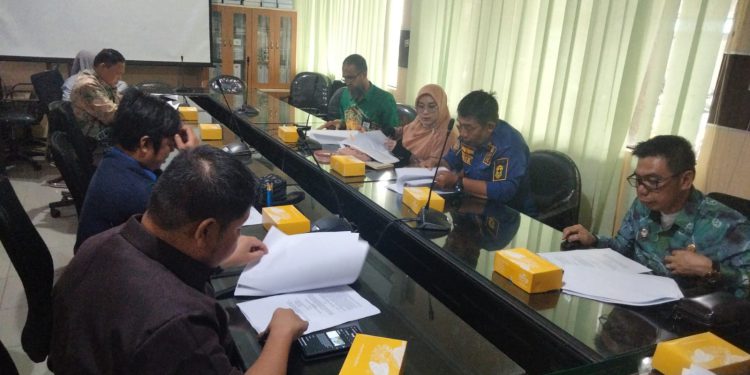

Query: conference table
[[189, 90, 741, 374]]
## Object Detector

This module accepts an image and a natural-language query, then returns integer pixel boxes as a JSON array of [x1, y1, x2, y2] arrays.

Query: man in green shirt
[[322, 54, 399, 136]]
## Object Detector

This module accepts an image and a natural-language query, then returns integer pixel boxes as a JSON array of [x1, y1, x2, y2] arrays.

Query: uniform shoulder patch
[[493, 158, 509, 181]]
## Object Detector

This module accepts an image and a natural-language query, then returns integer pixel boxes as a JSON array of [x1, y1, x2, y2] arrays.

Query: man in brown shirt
[[49, 146, 308, 374], [70, 48, 125, 142]]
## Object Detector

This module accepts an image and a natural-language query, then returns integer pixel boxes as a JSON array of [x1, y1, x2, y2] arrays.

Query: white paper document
[[237, 285, 381, 334], [559, 265, 684, 306], [540, 248, 652, 274], [340, 131, 399, 164], [386, 167, 451, 194], [307, 130, 356, 144], [235, 226, 369, 296], [241, 206, 263, 226]]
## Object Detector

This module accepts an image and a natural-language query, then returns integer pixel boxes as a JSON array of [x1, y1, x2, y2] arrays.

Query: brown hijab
[[401, 84, 459, 168]]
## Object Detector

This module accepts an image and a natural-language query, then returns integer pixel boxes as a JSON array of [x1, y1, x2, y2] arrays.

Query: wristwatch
[[455, 176, 464, 193]]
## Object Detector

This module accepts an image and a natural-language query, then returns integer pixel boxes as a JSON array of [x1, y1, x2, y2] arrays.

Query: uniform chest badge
[[639, 227, 649, 239], [493, 158, 509, 181]]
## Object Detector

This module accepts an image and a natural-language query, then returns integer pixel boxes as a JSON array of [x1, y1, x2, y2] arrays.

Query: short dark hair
[[147, 145, 256, 230], [342, 54, 367, 74], [457, 90, 499, 125], [93, 48, 125, 67], [112, 88, 181, 153], [632, 135, 696, 174]]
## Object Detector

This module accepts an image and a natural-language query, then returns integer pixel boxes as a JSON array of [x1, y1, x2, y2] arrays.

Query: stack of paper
[[235, 226, 369, 296], [386, 167, 451, 194], [540, 248, 684, 306], [339, 131, 399, 164], [307, 130, 354, 145], [235, 227, 380, 334]]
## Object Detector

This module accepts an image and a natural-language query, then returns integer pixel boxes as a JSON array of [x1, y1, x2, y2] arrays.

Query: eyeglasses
[[626, 171, 683, 192], [342, 72, 362, 83], [415, 105, 438, 113]]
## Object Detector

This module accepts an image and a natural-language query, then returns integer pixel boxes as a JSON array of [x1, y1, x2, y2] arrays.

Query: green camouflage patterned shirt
[[70, 69, 120, 139], [598, 189, 750, 298]]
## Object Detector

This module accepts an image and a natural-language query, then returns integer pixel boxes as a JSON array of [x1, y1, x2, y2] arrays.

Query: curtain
[[295, 0, 393, 87], [406, 0, 731, 234]]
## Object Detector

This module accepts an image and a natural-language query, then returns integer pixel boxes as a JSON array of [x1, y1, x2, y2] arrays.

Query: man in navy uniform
[[435, 90, 536, 215]]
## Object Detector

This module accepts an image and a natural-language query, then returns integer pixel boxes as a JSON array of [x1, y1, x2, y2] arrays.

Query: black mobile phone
[[297, 322, 362, 361]]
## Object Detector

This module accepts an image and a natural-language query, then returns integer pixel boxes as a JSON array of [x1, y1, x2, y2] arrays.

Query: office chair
[[30, 69, 64, 117], [706, 192, 750, 219], [528, 150, 581, 231], [327, 86, 346, 121], [0, 176, 54, 367], [48, 131, 95, 216], [133, 81, 174, 95], [0, 77, 44, 170], [287, 72, 331, 116], [396, 103, 417, 126], [31, 69, 65, 184], [47, 101, 95, 217]]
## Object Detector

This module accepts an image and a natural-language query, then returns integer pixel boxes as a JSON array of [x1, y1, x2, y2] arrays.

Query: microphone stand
[[415, 119, 455, 232], [296, 111, 322, 151]]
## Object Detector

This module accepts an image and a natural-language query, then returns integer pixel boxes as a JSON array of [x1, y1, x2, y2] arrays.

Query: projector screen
[[0, 0, 211, 64]]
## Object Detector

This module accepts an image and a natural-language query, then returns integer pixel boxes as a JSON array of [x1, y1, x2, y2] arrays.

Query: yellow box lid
[[496, 248, 561, 273]]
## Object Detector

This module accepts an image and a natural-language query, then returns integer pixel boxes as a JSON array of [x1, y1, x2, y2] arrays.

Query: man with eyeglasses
[[321, 54, 399, 135], [563, 135, 750, 298], [434, 90, 537, 216]]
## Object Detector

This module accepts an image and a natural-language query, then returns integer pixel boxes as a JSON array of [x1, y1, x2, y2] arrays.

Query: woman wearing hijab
[[62, 50, 96, 101], [387, 84, 458, 168]]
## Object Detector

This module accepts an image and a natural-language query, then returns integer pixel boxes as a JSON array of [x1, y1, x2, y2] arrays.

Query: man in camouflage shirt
[[563, 135, 750, 298], [70, 48, 125, 142]]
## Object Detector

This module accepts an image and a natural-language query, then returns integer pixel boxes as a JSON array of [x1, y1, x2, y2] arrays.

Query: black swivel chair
[[48, 131, 94, 216], [47, 101, 95, 217], [706, 192, 750, 219], [0, 176, 54, 371], [396, 103, 417, 126], [287, 72, 331, 116], [30, 69, 64, 118], [528, 150, 581, 230], [0, 78, 44, 170], [209, 75, 246, 94]]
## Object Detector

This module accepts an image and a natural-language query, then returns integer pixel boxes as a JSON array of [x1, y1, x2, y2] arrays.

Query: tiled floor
[[1, 161, 77, 375]]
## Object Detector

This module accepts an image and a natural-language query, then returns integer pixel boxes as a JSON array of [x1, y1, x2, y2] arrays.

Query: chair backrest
[[30, 69, 64, 114], [528, 150, 581, 230], [0, 176, 54, 363], [133, 81, 174, 95], [288, 72, 331, 116], [327, 86, 346, 121], [48, 100, 94, 168], [396, 103, 417, 126], [706, 192, 750, 219], [48, 131, 94, 215], [208, 75, 246, 95]]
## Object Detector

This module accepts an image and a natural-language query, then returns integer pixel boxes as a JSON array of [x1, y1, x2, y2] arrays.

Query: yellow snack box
[[402, 186, 444, 213], [339, 334, 407, 375], [330, 155, 365, 177], [278, 125, 299, 143], [493, 248, 563, 293], [261, 205, 310, 234], [199, 123, 222, 140], [652, 332, 750, 375], [178, 106, 198, 122]]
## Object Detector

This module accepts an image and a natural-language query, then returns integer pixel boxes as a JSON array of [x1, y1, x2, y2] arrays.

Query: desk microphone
[[296, 135, 354, 233], [215, 79, 258, 116], [296, 111, 322, 151], [415, 119, 454, 232]]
